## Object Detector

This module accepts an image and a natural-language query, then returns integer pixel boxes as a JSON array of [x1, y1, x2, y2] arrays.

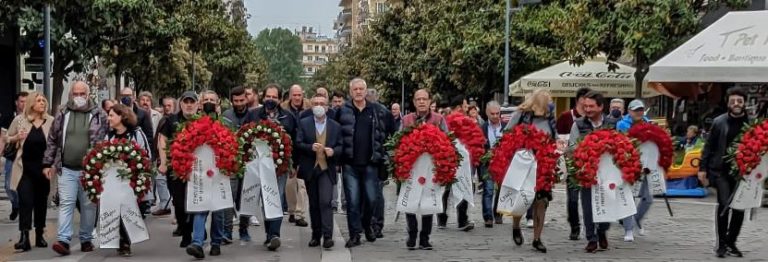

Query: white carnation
[[87, 181, 93, 186], [117, 146, 124, 152], [276, 159, 283, 165], [256, 126, 263, 131], [137, 180, 143, 185], [130, 151, 137, 157], [109, 146, 116, 152], [90, 159, 96, 164], [85, 174, 91, 179], [91, 188, 96, 193], [96, 153, 103, 158], [272, 133, 279, 138], [93, 175, 100, 180], [279, 152, 284, 156], [137, 163, 143, 169], [135, 187, 142, 192]]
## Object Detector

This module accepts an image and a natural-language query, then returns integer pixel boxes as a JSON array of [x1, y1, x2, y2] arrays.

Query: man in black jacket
[[337, 78, 395, 248], [118, 87, 155, 214], [242, 84, 298, 251], [699, 87, 750, 258], [296, 94, 343, 249]]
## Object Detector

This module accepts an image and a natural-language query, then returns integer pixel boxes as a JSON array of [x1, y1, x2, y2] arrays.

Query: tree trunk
[[634, 51, 648, 99], [114, 62, 122, 95], [51, 54, 66, 114]]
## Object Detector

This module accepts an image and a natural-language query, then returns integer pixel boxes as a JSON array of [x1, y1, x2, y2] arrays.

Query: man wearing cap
[[615, 99, 651, 242], [158, 91, 200, 248]]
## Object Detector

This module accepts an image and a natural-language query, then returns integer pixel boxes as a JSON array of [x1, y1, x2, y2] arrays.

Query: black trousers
[[714, 175, 744, 247], [566, 177, 581, 230], [406, 214, 433, 242], [17, 172, 50, 231], [168, 176, 192, 242], [306, 168, 335, 240], [438, 187, 469, 227]]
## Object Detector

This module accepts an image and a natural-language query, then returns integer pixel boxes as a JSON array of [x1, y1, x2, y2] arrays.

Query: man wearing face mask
[[158, 91, 200, 248], [119, 88, 155, 153], [699, 87, 751, 258], [295, 94, 342, 249], [243, 84, 298, 251], [609, 98, 625, 121], [43, 81, 108, 256]]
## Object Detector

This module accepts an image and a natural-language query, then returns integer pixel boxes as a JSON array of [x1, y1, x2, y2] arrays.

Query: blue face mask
[[120, 96, 132, 106]]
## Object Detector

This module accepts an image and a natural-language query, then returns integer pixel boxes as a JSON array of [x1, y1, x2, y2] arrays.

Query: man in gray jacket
[[43, 81, 108, 256]]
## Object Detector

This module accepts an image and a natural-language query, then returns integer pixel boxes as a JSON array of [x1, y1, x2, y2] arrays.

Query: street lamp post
[[503, 0, 510, 107], [43, 4, 51, 101]]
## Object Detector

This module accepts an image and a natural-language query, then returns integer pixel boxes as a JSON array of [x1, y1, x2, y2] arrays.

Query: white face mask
[[312, 106, 326, 118], [73, 97, 87, 108]]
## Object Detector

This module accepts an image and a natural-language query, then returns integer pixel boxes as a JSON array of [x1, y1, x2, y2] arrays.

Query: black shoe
[[406, 237, 417, 250], [209, 245, 221, 256], [14, 231, 31, 251], [585, 241, 598, 253], [289, 215, 296, 223], [484, 220, 493, 228], [10, 208, 19, 221], [222, 237, 233, 245], [186, 244, 205, 259], [295, 219, 308, 227], [117, 245, 133, 257], [172, 227, 181, 237], [364, 230, 377, 242], [35, 228, 47, 247], [727, 244, 743, 257], [569, 227, 580, 240], [716, 246, 727, 258], [323, 238, 335, 249], [345, 235, 361, 248], [375, 229, 384, 238], [179, 237, 191, 248], [267, 237, 281, 251], [532, 240, 547, 253], [598, 233, 608, 250], [494, 214, 503, 224], [419, 240, 433, 250], [52, 241, 71, 256], [80, 241, 94, 252], [459, 222, 475, 232], [437, 214, 448, 229], [309, 239, 321, 247], [512, 228, 523, 246]]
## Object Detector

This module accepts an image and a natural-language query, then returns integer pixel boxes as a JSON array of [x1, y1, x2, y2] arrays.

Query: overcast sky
[[245, 0, 340, 36]]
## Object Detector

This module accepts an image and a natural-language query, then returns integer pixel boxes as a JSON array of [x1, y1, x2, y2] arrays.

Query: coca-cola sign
[[559, 71, 632, 79]]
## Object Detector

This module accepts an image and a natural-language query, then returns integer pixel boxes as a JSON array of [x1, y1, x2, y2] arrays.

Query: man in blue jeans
[[43, 82, 108, 256], [337, 78, 394, 248], [480, 101, 505, 227], [616, 99, 652, 242], [3, 91, 27, 221]]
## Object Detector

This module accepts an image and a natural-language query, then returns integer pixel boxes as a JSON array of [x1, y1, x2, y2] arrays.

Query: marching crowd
[[0, 78, 753, 259]]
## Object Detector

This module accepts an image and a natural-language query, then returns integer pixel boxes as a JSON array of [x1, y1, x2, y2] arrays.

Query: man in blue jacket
[[615, 99, 652, 242]]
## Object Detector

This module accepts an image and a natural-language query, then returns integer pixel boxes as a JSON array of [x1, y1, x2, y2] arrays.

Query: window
[[307, 56, 313, 61], [306, 45, 313, 51], [308, 67, 313, 73], [315, 46, 319, 52], [322, 46, 327, 53], [376, 3, 389, 13]]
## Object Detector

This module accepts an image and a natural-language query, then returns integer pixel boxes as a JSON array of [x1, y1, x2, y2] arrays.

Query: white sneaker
[[624, 231, 635, 242], [233, 217, 239, 224], [250, 216, 261, 226], [525, 219, 534, 228], [638, 228, 647, 236]]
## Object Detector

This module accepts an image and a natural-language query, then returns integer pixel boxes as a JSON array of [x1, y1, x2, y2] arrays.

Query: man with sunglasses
[[699, 87, 750, 258]]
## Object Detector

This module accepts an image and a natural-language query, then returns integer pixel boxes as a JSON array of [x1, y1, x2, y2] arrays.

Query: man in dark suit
[[480, 101, 507, 228], [296, 94, 343, 249]]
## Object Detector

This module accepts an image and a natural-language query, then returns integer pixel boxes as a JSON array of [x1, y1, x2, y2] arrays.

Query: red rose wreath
[[487, 124, 559, 192], [388, 123, 460, 186], [81, 138, 153, 203], [236, 120, 293, 175], [446, 112, 487, 167], [170, 115, 240, 181], [729, 119, 768, 178], [571, 129, 642, 188], [627, 122, 674, 171]]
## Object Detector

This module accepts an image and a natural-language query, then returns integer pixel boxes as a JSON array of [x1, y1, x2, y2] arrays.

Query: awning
[[646, 10, 768, 83], [509, 60, 659, 98]]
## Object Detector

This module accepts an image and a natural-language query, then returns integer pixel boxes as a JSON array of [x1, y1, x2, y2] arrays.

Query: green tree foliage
[[254, 28, 303, 88]]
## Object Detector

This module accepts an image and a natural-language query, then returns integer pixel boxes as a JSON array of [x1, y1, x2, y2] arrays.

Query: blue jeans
[[153, 172, 171, 209], [480, 166, 495, 221], [57, 167, 97, 244], [622, 177, 653, 232], [192, 211, 226, 246], [4, 159, 18, 209], [264, 173, 287, 239], [580, 188, 610, 242], [342, 165, 382, 236]]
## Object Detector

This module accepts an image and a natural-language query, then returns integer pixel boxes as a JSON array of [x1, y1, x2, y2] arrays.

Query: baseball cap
[[180, 91, 198, 102], [628, 99, 645, 111]]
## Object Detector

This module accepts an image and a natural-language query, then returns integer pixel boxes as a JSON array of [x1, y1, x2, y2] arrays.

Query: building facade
[[334, 0, 403, 49], [297, 27, 339, 79]]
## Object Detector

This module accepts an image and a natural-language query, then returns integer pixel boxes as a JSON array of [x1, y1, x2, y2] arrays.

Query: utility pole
[[43, 4, 51, 101], [503, 0, 510, 107]]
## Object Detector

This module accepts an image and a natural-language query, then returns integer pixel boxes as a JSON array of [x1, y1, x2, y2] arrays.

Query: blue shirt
[[314, 117, 326, 134], [616, 114, 650, 133]]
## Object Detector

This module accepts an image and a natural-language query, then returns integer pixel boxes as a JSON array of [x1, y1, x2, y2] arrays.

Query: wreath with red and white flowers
[[170, 115, 240, 181], [446, 112, 486, 167], [486, 124, 559, 192], [729, 119, 768, 178], [81, 139, 153, 203], [236, 120, 293, 176], [627, 122, 674, 171], [570, 129, 642, 188], [386, 123, 459, 186]]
